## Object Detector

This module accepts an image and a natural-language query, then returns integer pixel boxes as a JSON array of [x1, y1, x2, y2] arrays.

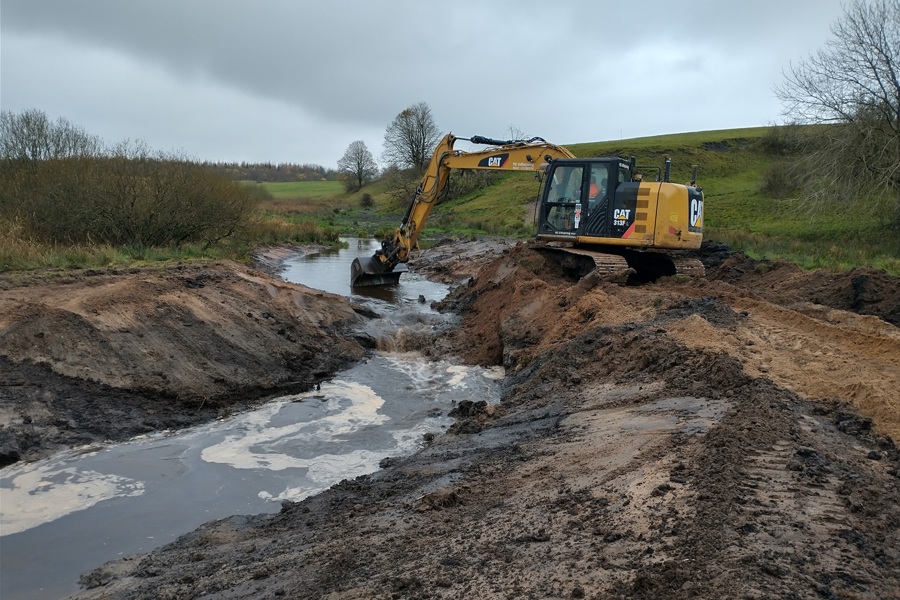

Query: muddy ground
[[2, 240, 900, 599]]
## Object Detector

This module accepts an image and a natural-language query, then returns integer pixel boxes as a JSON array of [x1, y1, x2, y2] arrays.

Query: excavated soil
[[2, 241, 900, 599], [0, 258, 366, 466]]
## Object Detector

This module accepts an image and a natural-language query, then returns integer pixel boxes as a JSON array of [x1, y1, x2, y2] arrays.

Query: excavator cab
[[538, 158, 628, 240], [534, 157, 705, 280], [536, 157, 703, 250]]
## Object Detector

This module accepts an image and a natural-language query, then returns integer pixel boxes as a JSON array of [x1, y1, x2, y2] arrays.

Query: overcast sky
[[1, 0, 848, 167]]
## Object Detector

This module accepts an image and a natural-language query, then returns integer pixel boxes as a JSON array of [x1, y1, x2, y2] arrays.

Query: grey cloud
[[1, 0, 848, 164]]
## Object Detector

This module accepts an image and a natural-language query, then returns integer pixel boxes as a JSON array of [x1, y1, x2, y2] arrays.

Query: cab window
[[544, 165, 584, 232], [546, 165, 584, 203]]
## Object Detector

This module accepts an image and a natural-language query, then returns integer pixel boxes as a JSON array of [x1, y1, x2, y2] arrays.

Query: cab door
[[581, 162, 616, 238], [538, 163, 585, 236]]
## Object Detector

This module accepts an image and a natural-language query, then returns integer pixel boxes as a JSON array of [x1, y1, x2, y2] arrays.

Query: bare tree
[[382, 102, 441, 172], [0, 109, 103, 163], [775, 0, 900, 226], [337, 140, 379, 191], [506, 124, 527, 141]]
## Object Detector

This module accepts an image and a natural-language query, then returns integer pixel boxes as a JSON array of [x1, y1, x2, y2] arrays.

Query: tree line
[[203, 161, 339, 183]]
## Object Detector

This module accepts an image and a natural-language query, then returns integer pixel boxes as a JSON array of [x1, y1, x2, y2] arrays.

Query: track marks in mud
[[662, 285, 900, 441], [704, 407, 900, 599], [429, 244, 900, 598]]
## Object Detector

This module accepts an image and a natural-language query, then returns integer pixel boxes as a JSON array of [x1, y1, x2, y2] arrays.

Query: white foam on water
[[200, 380, 388, 471], [380, 356, 498, 395], [445, 365, 468, 387], [482, 366, 506, 380], [256, 414, 451, 504], [0, 459, 144, 536], [0, 357, 506, 538], [256, 447, 387, 503]]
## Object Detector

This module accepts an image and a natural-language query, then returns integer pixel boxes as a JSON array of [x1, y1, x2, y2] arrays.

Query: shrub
[[759, 160, 803, 198], [0, 151, 257, 248], [755, 125, 804, 156], [0, 110, 261, 252]]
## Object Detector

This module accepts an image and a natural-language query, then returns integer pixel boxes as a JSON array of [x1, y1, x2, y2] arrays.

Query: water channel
[[0, 239, 503, 600]]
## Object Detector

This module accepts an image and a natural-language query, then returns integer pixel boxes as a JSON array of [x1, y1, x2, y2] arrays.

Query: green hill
[[332, 127, 898, 275]]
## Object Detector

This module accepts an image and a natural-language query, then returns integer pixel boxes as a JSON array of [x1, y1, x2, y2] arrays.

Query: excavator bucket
[[350, 256, 405, 287]]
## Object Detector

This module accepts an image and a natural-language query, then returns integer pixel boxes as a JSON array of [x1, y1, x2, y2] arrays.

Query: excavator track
[[667, 256, 706, 278], [532, 245, 632, 282], [532, 243, 705, 283]]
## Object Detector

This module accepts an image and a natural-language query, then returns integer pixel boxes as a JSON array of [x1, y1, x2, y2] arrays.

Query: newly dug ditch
[[2, 241, 899, 599]]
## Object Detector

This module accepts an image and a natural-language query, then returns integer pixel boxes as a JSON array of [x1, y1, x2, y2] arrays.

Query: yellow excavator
[[350, 133, 704, 286]]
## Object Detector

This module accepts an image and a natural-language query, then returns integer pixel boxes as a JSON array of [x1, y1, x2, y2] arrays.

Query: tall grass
[[240, 215, 340, 245], [0, 216, 156, 271]]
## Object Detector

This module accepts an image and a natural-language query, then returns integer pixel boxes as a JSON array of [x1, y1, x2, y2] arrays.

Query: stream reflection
[[279, 238, 449, 312]]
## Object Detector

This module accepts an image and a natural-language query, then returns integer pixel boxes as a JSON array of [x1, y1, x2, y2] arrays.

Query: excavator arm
[[351, 133, 575, 286]]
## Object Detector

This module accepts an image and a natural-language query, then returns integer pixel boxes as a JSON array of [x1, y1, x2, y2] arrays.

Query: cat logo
[[613, 208, 631, 226], [689, 198, 703, 231], [478, 153, 509, 168]]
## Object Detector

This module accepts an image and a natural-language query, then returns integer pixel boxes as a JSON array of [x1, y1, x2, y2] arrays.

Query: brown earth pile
[[0, 259, 366, 465], [61, 242, 900, 600]]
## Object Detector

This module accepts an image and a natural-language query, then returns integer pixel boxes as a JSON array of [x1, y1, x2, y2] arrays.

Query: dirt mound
[[0, 261, 365, 464], [704, 247, 900, 325], [436, 243, 900, 440]]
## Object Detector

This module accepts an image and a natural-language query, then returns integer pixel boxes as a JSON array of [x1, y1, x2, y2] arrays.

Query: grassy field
[[248, 181, 357, 225], [256, 180, 344, 199]]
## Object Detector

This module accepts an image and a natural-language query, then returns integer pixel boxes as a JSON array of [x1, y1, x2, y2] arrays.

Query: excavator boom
[[351, 134, 574, 286]]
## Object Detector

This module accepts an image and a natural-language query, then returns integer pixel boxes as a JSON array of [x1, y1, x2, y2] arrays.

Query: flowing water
[[0, 239, 502, 600]]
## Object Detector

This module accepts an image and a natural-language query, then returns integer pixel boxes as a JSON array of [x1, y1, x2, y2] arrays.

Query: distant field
[[256, 181, 344, 199], [247, 180, 359, 225]]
